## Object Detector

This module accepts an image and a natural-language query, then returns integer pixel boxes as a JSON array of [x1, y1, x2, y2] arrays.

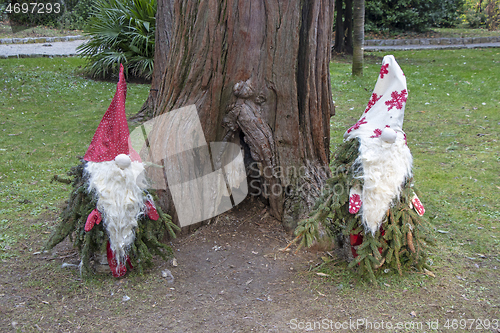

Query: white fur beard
[[85, 161, 147, 263], [355, 136, 413, 234]]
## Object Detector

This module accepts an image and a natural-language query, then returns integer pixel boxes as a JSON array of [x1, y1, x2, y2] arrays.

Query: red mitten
[[145, 200, 159, 221], [411, 194, 425, 216], [349, 193, 362, 214], [107, 241, 127, 278], [85, 209, 102, 232]]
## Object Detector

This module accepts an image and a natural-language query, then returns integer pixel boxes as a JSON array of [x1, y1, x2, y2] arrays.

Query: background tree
[[485, 0, 500, 30], [152, 0, 335, 231], [352, 0, 364, 76], [334, 0, 353, 54], [133, 0, 174, 122]]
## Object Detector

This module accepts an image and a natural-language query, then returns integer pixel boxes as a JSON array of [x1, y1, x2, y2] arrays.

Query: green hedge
[[365, 0, 465, 33], [3, 0, 93, 29]]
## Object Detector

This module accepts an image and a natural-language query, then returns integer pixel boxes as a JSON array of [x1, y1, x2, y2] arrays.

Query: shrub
[[4, 0, 93, 29], [4, 0, 65, 27], [463, 8, 488, 28], [77, 0, 156, 81], [485, 0, 500, 30], [365, 0, 465, 33], [59, 0, 95, 30], [437, 0, 467, 27]]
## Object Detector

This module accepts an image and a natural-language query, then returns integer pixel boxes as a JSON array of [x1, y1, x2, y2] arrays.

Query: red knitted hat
[[84, 64, 141, 162]]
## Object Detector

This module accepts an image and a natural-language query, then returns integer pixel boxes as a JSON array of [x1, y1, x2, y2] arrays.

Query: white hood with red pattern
[[345, 55, 418, 234]]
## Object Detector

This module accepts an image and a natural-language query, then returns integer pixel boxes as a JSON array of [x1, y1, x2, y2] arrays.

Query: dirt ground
[[1, 197, 499, 332]]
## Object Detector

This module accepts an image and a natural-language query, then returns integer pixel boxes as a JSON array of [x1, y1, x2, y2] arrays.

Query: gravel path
[[0, 39, 85, 58], [0, 35, 499, 58]]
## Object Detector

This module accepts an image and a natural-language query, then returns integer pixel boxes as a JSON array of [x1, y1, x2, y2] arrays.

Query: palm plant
[[77, 0, 156, 80]]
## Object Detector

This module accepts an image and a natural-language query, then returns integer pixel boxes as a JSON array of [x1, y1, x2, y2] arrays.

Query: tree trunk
[[154, 0, 335, 231], [334, 0, 345, 53], [343, 0, 353, 54], [131, 0, 174, 123], [333, 0, 352, 55], [352, 0, 364, 76]]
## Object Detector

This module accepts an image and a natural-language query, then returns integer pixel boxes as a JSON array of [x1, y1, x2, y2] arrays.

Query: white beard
[[355, 136, 413, 234], [85, 160, 147, 262]]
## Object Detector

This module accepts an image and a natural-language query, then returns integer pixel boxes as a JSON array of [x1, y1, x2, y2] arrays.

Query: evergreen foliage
[[294, 139, 435, 283], [77, 0, 156, 80], [365, 0, 465, 33], [59, 0, 95, 30], [45, 161, 180, 277], [5, 0, 93, 29]]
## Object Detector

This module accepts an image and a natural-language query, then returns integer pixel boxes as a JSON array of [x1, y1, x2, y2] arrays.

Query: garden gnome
[[344, 55, 424, 253], [83, 64, 159, 277]]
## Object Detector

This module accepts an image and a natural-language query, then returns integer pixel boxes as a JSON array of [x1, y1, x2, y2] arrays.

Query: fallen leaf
[[424, 268, 436, 278], [316, 272, 329, 277]]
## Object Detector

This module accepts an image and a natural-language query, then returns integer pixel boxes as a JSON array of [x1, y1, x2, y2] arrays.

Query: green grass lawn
[[365, 26, 500, 39], [0, 21, 83, 39], [433, 27, 500, 38]]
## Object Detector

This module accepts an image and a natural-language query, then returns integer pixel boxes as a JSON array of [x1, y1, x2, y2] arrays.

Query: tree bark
[[153, 0, 335, 231], [333, 0, 352, 54], [132, 0, 174, 123], [334, 0, 345, 53], [352, 0, 364, 76], [343, 0, 353, 54], [155, 0, 334, 229]]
